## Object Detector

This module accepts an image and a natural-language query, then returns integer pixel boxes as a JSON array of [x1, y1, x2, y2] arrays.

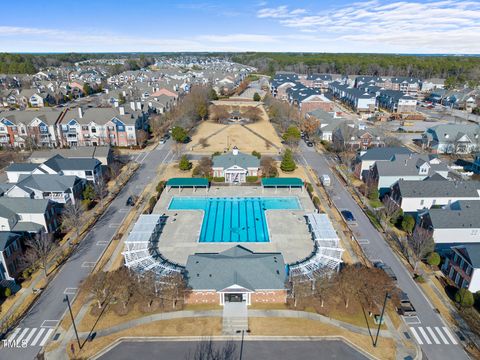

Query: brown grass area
[[277, 163, 309, 182], [249, 318, 395, 360], [67, 318, 222, 359], [160, 162, 196, 181]]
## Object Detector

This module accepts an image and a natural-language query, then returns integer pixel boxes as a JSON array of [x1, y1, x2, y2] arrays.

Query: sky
[[1, 0, 479, 54]]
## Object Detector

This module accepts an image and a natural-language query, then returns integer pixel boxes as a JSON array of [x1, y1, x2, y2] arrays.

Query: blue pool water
[[168, 197, 301, 243]]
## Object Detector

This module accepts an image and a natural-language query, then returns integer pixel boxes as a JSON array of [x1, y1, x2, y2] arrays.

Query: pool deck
[[152, 186, 316, 265]]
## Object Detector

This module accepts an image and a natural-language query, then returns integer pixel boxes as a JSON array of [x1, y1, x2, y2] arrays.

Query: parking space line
[[96, 240, 108, 246], [64, 288, 77, 295], [41, 320, 59, 328], [81, 262, 96, 268]]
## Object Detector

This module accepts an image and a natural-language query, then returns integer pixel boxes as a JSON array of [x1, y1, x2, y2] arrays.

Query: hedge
[[212, 177, 225, 182], [306, 182, 314, 195], [246, 176, 259, 183]]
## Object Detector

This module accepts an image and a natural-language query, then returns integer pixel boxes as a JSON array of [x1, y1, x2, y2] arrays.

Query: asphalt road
[[0, 141, 175, 359], [98, 339, 369, 360], [297, 141, 469, 360]]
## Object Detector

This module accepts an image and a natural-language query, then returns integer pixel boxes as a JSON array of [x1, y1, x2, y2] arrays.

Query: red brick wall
[[301, 101, 334, 115], [251, 290, 287, 303], [185, 291, 220, 304]]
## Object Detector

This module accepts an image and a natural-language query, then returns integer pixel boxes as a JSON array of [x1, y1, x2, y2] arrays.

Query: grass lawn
[[183, 303, 223, 311], [249, 318, 395, 360], [68, 317, 222, 359]]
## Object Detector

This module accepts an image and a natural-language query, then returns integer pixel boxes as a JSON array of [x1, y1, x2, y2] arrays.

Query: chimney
[[114, 101, 119, 108], [122, 91, 126, 97], [78, 107, 83, 119], [136, 101, 142, 110], [119, 106, 125, 116], [130, 101, 136, 111], [232, 146, 239, 156]]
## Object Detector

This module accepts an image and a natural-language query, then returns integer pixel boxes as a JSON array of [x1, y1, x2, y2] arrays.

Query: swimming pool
[[168, 197, 301, 243]]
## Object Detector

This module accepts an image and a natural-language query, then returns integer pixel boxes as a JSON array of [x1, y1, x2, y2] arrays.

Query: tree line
[[232, 53, 480, 85]]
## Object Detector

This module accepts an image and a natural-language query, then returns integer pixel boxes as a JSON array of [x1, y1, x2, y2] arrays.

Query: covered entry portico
[[219, 285, 253, 306]]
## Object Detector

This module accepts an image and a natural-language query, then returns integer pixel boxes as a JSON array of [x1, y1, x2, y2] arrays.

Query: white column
[[220, 292, 224, 305]]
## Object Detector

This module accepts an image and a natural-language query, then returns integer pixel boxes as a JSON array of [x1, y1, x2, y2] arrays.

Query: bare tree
[[61, 201, 85, 243], [301, 117, 320, 138], [193, 156, 213, 178], [22, 232, 56, 278], [199, 137, 209, 149], [94, 176, 108, 207], [82, 271, 113, 309], [111, 267, 134, 309], [159, 273, 188, 309], [260, 156, 278, 178], [409, 232, 434, 272], [243, 107, 262, 122]]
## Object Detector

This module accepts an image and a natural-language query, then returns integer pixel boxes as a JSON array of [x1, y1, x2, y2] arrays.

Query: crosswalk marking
[[15, 328, 29, 343], [7, 328, 20, 342], [23, 328, 37, 344], [30, 328, 46, 346], [435, 327, 449, 345], [427, 327, 440, 344], [443, 327, 458, 345], [418, 327, 432, 344], [39, 329, 54, 346], [410, 327, 423, 345]]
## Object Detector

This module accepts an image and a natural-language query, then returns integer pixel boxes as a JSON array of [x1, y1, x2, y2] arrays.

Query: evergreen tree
[[280, 149, 296, 172], [179, 155, 192, 171]]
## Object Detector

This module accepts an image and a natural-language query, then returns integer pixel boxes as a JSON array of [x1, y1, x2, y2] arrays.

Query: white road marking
[[443, 327, 458, 345], [7, 327, 21, 342], [30, 328, 45, 346], [39, 328, 54, 346], [15, 328, 29, 343], [410, 327, 423, 345], [435, 327, 449, 344], [81, 261, 96, 268], [24, 328, 37, 344], [418, 327, 432, 344], [108, 223, 120, 228], [427, 327, 440, 344], [403, 316, 421, 325], [96, 240, 108, 246], [64, 288, 77, 295], [41, 320, 59, 328]]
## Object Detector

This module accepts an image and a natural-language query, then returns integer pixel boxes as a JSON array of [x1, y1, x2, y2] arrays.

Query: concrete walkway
[[222, 302, 248, 334]]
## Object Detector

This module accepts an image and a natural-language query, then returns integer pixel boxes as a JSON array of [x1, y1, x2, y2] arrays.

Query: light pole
[[236, 329, 251, 360], [64, 294, 81, 349], [373, 292, 390, 347]]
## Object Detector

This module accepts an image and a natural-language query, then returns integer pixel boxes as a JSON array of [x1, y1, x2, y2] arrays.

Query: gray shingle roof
[[0, 232, 20, 251], [397, 179, 480, 198], [429, 200, 480, 229], [16, 174, 80, 192], [185, 246, 286, 291], [5, 163, 39, 172], [212, 150, 260, 169], [453, 244, 480, 268], [375, 154, 448, 177], [43, 154, 100, 172], [359, 147, 412, 161], [0, 197, 50, 215]]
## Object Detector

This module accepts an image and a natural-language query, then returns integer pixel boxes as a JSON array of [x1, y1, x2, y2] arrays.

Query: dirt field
[[189, 102, 283, 155]]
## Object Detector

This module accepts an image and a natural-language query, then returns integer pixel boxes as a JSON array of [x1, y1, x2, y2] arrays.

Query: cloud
[[257, 0, 480, 52], [197, 34, 278, 42]]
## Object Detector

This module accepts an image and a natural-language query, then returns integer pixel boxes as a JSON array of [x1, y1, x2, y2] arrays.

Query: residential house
[[369, 154, 449, 195], [352, 146, 413, 180], [390, 77, 421, 96], [212, 147, 260, 184], [415, 200, 480, 252], [423, 124, 480, 154], [389, 178, 480, 213], [0, 197, 59, 233], [421, 78, 445, 92], [6, 154, 102, 184], [333, 124, 385, 151], [29, 147, 113, 167], [4, 174, 85, 204], [286, 86, 333, 115], [301, 74, 332, 90], [377, 90, 417, 113], [0, 232, 23, 280], [59, 106, 148, 147], [328, 82, 376, 113], [270, 73, 298, 100], [185, 245, 287, 306], [307, 109, 347, 142], [442, 244, 480, 292]]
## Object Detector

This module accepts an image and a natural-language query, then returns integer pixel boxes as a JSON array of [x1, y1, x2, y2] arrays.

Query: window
[[81, 126, 89, 131], [12, 241, 18, 251], [85, 171, 93, 176], [91, 127, 96, 133], [432, 199, 436, 205], [420, 199, 424, 206]]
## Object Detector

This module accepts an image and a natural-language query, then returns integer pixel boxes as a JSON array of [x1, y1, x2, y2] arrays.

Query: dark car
[[341, 210, 356, 223], [163, 133, 171, 139], [126, 195, 137, 206], [306, 141, 314, 147], [374, 261, 398, 282]]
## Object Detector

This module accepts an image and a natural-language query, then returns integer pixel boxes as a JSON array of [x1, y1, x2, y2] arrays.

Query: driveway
[[297, 142, 469, 360], [0, 141, 175, 359], [98, 339, 369, 360]]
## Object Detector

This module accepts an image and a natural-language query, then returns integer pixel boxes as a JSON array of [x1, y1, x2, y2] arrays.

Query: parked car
[[320, 174, 331, 186], [126, 195, 138, 206], [159, 138, 167, 144], [373, 261, 398, 282], [306, 141, 314, 147], [396, 292, 416, 316], [341, 210, 356, 224]]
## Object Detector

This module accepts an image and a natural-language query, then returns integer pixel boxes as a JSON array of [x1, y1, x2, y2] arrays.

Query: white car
[[159, 138, 166, 144]]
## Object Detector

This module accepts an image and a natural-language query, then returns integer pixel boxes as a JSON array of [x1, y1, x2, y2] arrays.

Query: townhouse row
[[0, 106, 149, 149]]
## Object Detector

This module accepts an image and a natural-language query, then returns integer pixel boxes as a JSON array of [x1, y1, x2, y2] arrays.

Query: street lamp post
[[64, 294, 81, 349], [373, 292, 390, 347]]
